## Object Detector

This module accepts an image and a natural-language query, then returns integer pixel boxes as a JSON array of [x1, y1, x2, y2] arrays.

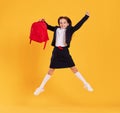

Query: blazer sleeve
[[72, 15, 89, 33], [45, 22, 56, 31]]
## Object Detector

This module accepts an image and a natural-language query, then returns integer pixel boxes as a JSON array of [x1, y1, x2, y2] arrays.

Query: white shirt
[[55, 28, 67, 47]]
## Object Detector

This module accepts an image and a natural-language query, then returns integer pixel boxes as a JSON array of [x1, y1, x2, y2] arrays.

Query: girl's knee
[[70, 66, 78, 73], [48, 68, 55, 75]]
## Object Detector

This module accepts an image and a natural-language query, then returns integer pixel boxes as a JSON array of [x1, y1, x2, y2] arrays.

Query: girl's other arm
[[39, 19, 55, 31], [46, 23, 56, 31], [72, 12, 90, 32]]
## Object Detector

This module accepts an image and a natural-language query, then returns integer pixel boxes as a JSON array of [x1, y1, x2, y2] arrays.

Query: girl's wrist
[[86, 12, 90, 16]]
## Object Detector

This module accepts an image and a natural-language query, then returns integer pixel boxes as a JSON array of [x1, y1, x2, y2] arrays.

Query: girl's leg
[[70, 66, 93, 92], [34, 68, 55, 95]]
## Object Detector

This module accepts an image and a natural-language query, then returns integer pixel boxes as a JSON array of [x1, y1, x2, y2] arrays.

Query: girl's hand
[[86, 12, 90, 16], [39, 19, 45, 21]]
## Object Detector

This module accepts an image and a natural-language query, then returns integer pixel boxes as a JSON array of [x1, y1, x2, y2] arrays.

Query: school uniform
[[46, 15, 89, 69]]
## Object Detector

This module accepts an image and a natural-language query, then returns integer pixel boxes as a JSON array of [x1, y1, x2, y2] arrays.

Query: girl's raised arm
[[72, 12, 90, 32]]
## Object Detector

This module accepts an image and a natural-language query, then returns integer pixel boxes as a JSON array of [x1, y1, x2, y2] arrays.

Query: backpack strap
[[30, 39, 32, 44], [43, 41, 47, 49]]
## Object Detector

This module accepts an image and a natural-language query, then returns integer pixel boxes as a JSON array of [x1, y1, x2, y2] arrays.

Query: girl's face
[[59, 18, 69, 29]]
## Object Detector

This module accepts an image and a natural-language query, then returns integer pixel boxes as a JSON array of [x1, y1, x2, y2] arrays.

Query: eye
[[60, 22, 63, 24]]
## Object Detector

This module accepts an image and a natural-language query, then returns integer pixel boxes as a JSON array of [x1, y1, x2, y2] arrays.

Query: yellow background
[[0, 0, 120, 112]]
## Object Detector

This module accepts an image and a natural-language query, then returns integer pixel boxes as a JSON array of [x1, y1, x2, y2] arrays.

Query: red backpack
[[29, 20, 49, 49]]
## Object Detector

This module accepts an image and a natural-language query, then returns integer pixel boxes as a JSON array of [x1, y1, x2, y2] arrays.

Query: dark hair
[[58, 16, 72, 26]]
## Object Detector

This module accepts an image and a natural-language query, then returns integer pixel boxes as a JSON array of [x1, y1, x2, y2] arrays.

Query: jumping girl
[[34, 12, 94, 95]]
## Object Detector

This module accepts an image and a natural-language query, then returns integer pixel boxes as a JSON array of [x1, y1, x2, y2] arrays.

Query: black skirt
[[50, 47, 75, 69]]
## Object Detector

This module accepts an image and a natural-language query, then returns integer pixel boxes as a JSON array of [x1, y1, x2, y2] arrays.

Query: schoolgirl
[[34, 12, 93, 95]]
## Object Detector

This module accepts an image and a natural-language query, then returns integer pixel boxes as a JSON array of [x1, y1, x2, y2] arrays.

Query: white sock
[[38, 74, 51, 89], [75, 72, 94, 92], [75, 72, 88, 85]]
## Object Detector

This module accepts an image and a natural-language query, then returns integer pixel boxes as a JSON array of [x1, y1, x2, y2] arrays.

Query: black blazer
[[46, 15, 89, 47]]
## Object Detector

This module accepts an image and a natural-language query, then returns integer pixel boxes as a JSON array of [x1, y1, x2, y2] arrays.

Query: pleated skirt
[[49, 47, 75, 69]]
